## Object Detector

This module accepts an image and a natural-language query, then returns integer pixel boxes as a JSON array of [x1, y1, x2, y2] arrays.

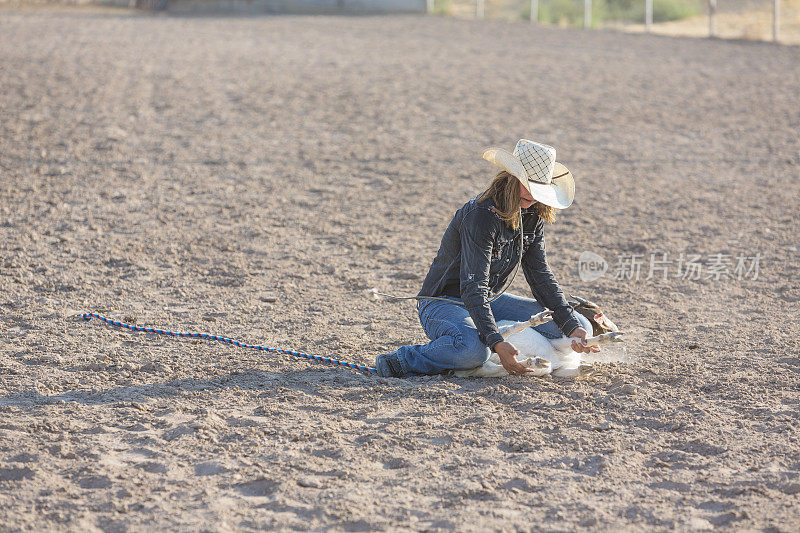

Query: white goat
[[455, 297, 623, 378]]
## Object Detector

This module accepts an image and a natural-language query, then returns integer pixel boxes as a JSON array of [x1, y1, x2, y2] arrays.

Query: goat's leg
[[548, 331, 623, 378], [454, 360, 508, 378], [498, 310, 553, 339], [550, 331, 624, 352], [522, 356, 552, 376], [553, 363, 596, 378], [454, 355, 552, 378], [583, 331, 624, 348]]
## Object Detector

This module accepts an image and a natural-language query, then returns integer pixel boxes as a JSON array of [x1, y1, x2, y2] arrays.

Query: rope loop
[[73, 312, 377, 375]]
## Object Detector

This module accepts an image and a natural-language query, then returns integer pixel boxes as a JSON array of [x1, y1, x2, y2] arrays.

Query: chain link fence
[[434, 0, 799, 44]]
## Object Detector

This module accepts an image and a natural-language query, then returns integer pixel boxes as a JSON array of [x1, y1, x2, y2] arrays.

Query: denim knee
[[452, 334, 491, 370]]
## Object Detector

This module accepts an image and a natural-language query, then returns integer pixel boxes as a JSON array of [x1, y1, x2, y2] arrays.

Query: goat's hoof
[[608, 332, 624, 343], [533, 357, 550, 369], [529, 310, 553, 326]]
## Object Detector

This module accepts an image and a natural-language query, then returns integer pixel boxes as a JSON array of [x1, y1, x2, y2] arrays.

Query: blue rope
[[73, 312, 377, 375]]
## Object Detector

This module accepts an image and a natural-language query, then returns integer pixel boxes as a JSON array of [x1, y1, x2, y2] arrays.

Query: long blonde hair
[[477, 170, 556, 230]]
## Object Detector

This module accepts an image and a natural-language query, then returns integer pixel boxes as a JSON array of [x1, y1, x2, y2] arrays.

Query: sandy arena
[[1, 7, 799, 531]]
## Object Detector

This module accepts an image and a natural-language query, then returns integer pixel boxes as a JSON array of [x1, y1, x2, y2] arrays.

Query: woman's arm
[[458, 207, 505, 351], [521, 219, 582, 337]]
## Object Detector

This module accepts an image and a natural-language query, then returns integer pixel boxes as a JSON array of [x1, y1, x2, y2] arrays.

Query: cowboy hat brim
[[482, 148, 575, 209]]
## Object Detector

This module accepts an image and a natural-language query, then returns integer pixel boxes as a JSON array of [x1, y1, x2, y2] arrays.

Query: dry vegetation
[[442, 0, 800, 44]]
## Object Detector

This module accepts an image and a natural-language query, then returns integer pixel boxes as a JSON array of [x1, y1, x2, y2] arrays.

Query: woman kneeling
[[375, 139, 598, 377]]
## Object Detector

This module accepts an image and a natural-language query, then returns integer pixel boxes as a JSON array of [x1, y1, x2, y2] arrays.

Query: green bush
[[637, 0, 703, 22], [522, 0, 589, 26], [519, 0, 608, 27], [519, 2, 532, 21], [432, 0, 453, 15], [519, 0, 702, 25]]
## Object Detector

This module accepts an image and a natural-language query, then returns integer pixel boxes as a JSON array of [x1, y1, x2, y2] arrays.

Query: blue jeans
[[394, 292, 591, 375]]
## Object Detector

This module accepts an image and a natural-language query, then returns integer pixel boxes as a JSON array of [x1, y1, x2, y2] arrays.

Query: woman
[[375, 139, 599, 378]]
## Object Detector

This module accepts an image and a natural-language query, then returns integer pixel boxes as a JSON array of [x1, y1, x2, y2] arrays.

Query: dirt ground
[[1, 7, 799, 532]]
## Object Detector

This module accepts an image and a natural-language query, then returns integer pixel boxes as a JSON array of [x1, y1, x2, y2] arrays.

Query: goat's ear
[[591, 312, 619, 333]]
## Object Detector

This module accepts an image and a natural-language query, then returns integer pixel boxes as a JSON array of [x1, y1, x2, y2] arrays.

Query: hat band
[[528, 170, 569, 185]]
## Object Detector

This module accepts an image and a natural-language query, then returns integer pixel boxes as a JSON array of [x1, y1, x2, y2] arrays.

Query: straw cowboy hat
[[482, 139, 575, 209]]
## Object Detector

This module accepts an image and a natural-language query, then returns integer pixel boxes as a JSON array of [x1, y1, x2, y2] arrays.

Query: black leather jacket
[[417, 195, 581, 350]]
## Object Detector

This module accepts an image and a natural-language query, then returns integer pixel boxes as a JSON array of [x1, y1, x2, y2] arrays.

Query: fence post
[[708, 0, 716, 37], [530, 0, 538, 23], [477, 0, 484, 18], [773, 0, 780, 42], [427, 0, 434, 14], [584, 0, 591, 28], [645, 0, 653, 32]]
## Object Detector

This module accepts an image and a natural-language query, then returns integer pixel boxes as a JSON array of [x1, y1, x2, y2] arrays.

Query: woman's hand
[[569, 327, 600, 354], [493, 341, 535, 376]]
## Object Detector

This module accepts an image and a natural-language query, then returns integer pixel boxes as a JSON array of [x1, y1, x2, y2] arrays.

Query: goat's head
[[569, 295, 619, 336]]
